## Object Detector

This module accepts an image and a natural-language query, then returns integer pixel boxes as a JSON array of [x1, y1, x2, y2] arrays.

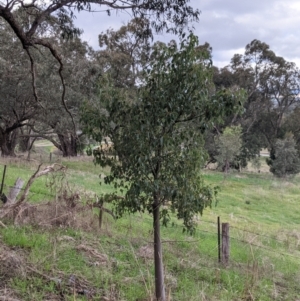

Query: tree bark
[[0, 129, 18, 157], [57, 133, 77, 157], [19, 127, 34, 152], [153, 193, 166, 301]]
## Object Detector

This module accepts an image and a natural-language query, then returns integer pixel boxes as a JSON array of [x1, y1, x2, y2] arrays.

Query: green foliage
[[2, 226, 50, 249], [250, 156, 262, 171], [268, 134, 300, 177], [213, 39, 300, 168], [82, 33, 242, 232], [215, 125, 242, 172], [97, 18, 151, 88]]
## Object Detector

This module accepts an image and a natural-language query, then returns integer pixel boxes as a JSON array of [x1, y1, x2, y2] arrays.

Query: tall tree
[[97, 18, 151, 88], [0, 18, 37, 156], [0, 0, 200, 122], [0, 16, 95, 156], [32, 35, 96, 156], [82, 33, 242, 301], [212, 40, 300, 167]]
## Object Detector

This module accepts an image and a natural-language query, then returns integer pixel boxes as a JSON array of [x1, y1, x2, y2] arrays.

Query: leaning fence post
[[7, 177, 24, 204], [222, 222, 230, 265]]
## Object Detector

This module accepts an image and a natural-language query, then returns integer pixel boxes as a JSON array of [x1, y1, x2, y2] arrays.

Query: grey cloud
[[74, 0, 300, 68]]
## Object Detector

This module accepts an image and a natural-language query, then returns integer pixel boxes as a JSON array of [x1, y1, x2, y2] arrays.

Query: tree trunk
[[225, 159, 229, 174], [0, 129, 18, 157], [19, 127, 34, 152], [57, 133, 77, 157], [153, 193, 166, 301]]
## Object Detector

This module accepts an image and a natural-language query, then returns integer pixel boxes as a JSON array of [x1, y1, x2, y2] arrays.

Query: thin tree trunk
[[153, 193, 166, 301]]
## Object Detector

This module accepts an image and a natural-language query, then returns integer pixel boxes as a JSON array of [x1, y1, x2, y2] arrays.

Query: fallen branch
[[92, 204, 116, 220], [0, 297, 22, 301], [7, 178, 25, 204], [0, 220, 7, 228], [18, 163, 65, 204], [0, 163, 66, 220], [92, 195, 123, 228]]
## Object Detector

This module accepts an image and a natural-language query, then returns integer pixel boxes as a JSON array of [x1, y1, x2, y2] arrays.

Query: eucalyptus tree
[[242, 40, 300, 140], [0, 15, 97, 157], [82, 33, 242, 301], [96, 18, 151, 88], [267, 134, 300, 178], [0, 0, 201, 133], [0, 19, 37, 156], [212, 40, 300, 168], [31, 35, 98, 156]]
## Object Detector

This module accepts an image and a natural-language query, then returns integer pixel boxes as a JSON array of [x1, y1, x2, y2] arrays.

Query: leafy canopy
[[82, 33, 243, 232]]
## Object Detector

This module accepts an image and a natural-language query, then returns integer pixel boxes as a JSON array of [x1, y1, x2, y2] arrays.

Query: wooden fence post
[[222, 223, 230, 265], [7, 177, 24, 204], [218, 216, 221, 263], [0, 165, 7, 196], [0, 165, 7, 203]]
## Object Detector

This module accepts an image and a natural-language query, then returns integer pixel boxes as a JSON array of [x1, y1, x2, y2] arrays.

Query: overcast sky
[[74, 0, 300, 68]]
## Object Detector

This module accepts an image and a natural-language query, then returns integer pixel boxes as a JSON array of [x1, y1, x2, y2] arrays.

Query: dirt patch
[[137, 245, 153, 259], [0, 289, 23, 301]]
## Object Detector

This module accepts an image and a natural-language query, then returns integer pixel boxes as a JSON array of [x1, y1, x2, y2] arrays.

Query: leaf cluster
[[82, 33, 242, 232]]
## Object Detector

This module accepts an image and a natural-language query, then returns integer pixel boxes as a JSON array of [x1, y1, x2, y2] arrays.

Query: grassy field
[[1, 147, 300, 300]]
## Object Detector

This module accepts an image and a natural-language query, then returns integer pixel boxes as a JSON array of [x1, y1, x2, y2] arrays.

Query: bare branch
[[24, 47, 45, 109], [34, 39, 77, 138]]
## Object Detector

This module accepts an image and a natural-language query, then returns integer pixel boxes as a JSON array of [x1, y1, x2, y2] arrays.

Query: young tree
[[215, 126, 242, 173], [82, 33, 242, 300], [267, 134, 300, 178]]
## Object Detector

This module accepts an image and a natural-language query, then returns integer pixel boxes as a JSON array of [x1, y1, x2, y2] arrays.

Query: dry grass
[[1, 192, 100, 232], [0, 244, 27, 281]]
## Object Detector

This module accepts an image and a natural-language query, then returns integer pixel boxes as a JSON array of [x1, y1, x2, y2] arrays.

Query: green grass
[[1, 152, 300, 300]]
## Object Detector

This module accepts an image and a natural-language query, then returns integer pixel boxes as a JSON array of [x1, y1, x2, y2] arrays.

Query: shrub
[[268, 134, 300, 177]]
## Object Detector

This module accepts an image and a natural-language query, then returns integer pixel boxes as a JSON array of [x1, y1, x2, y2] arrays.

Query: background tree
[[0, 0, 200, 128], [97, 18, 151, 88], [215, 126, 242, 173], [0, 16, 96, 157], [281, 107, 300, 155], [210, 40, 300, 169], [82, 33, 243, 301], [267, 134, 300, 178], [32, 35, 96, 156], [0, 19, 37, 156]]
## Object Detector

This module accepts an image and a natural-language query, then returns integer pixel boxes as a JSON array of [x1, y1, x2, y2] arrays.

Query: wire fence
[[1, 162, 300, 273], [132, 214, 300, 282]]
